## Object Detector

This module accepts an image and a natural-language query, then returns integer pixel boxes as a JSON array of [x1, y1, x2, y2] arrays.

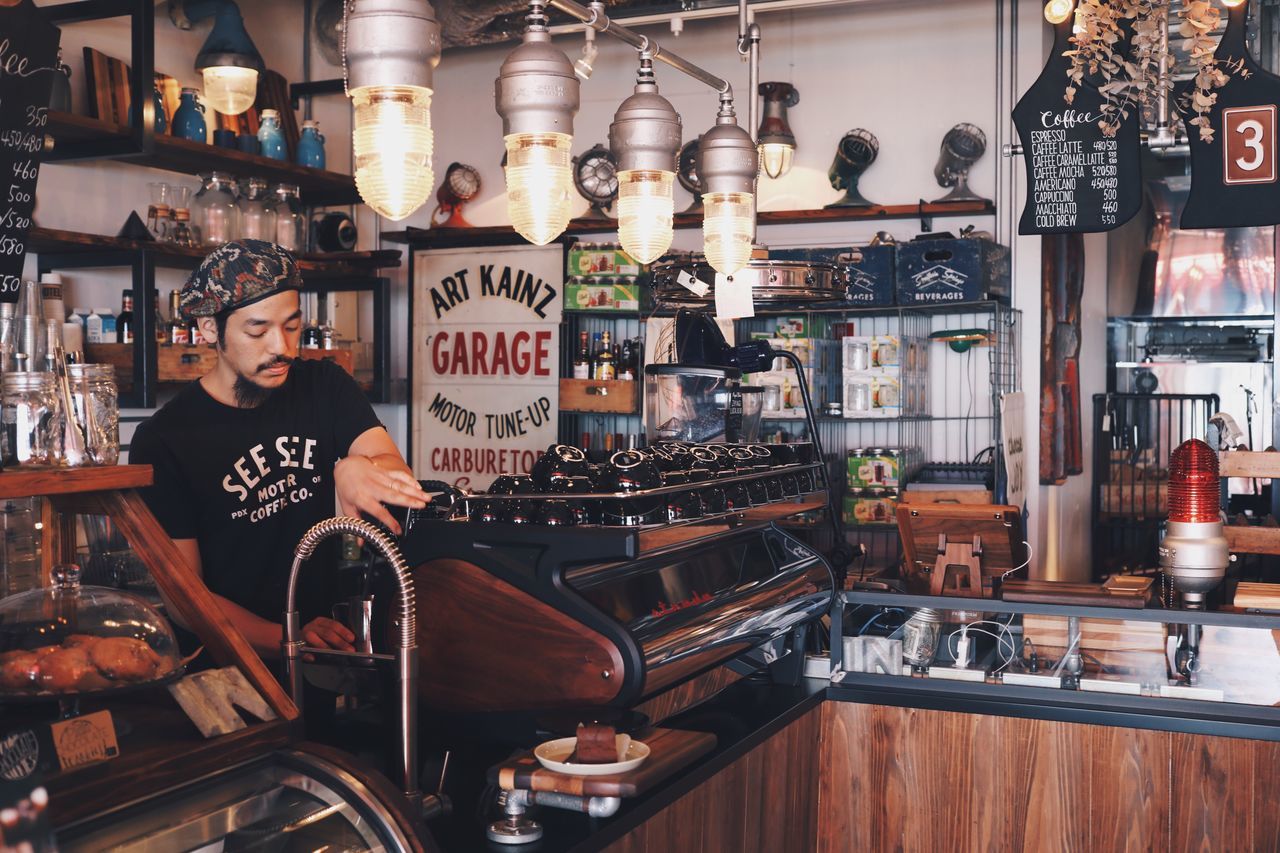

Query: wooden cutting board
[[490, 727, 716, 798]]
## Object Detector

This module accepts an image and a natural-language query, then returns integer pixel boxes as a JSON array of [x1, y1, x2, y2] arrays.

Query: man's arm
[[334, 426, 429, 534], [166, 538, 354, 659]]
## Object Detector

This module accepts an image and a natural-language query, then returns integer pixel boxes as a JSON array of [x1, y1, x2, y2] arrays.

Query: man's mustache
[[257, 356, 296, 372]]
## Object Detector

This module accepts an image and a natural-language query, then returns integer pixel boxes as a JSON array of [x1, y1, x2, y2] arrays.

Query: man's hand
[[334, 455, 429, 534], [302, 616, 356, 652]]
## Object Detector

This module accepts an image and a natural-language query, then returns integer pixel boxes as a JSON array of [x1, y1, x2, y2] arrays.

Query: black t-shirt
[[130, 360, 382, 623]]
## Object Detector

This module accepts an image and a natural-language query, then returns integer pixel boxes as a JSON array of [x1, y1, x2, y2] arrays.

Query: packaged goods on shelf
[[564, 277, 641, 312], [843, 491, 899, 525], [848, 448, 903, 488], [841, 335, 912, 371], [748, 336, 841, 373], [895, 235, 1010, 305], [568, 242, 641, 279], [842, 371, 901, 418]]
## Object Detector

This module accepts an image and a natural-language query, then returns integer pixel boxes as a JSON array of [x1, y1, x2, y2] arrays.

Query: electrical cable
[[999, 540, 1033, 583], [945, 619, 1018, 674], [856, 607, 904, 636]]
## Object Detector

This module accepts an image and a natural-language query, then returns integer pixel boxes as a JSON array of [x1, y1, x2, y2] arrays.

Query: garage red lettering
[[429, 330, 553, 377]]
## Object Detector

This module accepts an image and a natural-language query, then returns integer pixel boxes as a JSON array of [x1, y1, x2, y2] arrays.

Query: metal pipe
[[283, 516, 421, 804], [548, 0, 732, 95], [547, 0, 896, 33], [746, 22, 761, 144]]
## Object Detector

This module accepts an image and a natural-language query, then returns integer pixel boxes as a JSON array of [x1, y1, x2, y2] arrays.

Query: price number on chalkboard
[[1224, 105, 1277, 186]]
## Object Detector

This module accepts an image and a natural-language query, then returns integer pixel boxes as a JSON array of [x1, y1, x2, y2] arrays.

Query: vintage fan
[[826, 128, 880, 209], [432, 162, 481, 227], [573, 143, 618, 220], [678, 136, 704, 215]]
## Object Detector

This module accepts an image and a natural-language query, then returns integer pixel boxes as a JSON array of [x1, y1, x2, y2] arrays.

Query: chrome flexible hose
[[286, 516, 416, 649]]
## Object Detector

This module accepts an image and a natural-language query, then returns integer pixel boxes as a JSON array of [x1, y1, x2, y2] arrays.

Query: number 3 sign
[[1181, 5, 1280, 228], [1224, 106, 1276, 185]]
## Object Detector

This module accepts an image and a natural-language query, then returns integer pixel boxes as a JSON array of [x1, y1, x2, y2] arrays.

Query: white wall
[[29, 0, 1106, 576]]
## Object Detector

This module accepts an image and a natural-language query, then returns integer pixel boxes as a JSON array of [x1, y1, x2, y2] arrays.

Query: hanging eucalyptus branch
[[1062, 0, 1248, 142]]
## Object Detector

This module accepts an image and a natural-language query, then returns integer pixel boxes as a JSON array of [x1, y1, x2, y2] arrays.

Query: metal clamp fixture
[[487, 788, 622, 845], [283, 517, 422, 805]]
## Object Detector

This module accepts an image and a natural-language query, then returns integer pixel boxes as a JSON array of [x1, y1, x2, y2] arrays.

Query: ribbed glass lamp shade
[[505, 132, 574, 245], [202, 66, 258, 115], [702, 191, 754, 276], [351, 85, 434, 222], [617, 169, 674, 264], [759, 142, 794, 180]]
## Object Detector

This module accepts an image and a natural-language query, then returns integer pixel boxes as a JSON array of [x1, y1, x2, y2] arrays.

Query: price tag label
[[676, 270, 710, 297], [713, 273, 754, 320], [1223, 105, 1277, 185]]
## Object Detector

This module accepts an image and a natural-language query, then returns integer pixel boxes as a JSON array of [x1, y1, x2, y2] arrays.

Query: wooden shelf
[[45, 110, 360, 206], [382, 200, 996, 247], [29, 227, 401, 278], [0, 464, 152, 499]]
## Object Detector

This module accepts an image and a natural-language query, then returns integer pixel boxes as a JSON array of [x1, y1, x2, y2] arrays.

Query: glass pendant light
[[495, 2, 581, 246], [345, 0, 441, 222], [697, 101, 759, 276], [609, 54, 682, 264], [1043, 0, 1075, 24], [169, 0, 264, 116], [757, 82, 798, 180]]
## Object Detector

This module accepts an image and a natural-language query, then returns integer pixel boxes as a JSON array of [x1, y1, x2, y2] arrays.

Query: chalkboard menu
[[1012, 19, 1142, 235], [0, 1, 61, 302], [1180, 5, 1280, 229]]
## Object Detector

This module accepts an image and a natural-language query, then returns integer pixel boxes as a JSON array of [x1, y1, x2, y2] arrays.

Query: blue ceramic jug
[[171, 88, 206, 142], [296, 120, 326, 169], [258, 109, 287, 161]]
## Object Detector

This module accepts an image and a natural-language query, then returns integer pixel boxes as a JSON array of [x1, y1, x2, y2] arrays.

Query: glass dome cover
[[0, 565, 183, 698]]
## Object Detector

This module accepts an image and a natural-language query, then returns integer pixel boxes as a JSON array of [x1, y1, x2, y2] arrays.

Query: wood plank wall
[[604, 706, 821, 853], [818, 702, 1280, 852]]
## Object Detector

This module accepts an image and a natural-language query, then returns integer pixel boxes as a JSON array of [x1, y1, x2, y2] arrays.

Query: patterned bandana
[[180, 240, 303, 319]]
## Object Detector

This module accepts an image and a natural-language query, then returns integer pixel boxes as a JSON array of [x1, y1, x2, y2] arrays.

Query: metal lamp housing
[[609, 82, 682, 174], [757, 82, 797, 149], [346, 0, 441, 92], [697, 117, 759, 196], [169, 0, 264, 73], [495, 29, 580, 137]]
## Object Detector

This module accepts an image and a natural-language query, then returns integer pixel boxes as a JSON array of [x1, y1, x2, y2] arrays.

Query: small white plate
[[533, 735, 650, 776]]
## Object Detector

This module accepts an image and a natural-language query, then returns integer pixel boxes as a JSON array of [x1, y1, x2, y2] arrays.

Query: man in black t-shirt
[[130, 240, 429, 660]]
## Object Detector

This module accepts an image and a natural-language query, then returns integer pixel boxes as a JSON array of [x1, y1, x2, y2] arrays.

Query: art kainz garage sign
[[411, 244, 563, 491], [1012, 17, 1142, 235]]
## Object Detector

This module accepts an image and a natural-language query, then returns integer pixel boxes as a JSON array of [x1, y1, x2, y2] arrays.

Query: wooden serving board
[[491, 727, 716, 798]]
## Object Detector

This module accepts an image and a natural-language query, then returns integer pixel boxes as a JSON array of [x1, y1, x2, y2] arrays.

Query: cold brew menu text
[[1012, 20, 1141, 235], [0, 2, 61, 301]]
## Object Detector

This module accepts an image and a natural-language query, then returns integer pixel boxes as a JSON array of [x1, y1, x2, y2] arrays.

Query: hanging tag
[[676, 270, 710, 297], [714, 273, 754, 320], [1102, 414, 1111, 433]]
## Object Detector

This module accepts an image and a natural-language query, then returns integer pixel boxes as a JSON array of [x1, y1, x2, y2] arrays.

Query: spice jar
[[2, 372, 62, 467], [67, 363, 119, 466]]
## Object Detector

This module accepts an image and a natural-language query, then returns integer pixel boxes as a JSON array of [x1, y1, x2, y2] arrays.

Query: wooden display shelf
[[559, 377, 640, 415], [86, 343, 356, 389], [381, 200, 996, 247], [1220, 450, 1280, 480], [0, 464, 152, 499], [45, 111, 360, 207], [29, 227, 401, 278]]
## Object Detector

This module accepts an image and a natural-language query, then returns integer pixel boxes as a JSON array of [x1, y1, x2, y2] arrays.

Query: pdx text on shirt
[[222, 435, 322, 523]]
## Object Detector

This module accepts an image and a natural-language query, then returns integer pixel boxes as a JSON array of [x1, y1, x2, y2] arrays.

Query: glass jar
[[240, 177, 277, 242], [901, 608, 943, 670], [2, 372, 62, 467], [269, 184, 306, 251], [193, 172, 242, 247], [67, 364, 119, 466]]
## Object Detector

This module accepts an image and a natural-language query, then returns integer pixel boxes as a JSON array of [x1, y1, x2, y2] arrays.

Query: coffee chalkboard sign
[[1012, 19, 1142, 235], [1179, 5, 1280, 229], [0, 1, 61, 301]]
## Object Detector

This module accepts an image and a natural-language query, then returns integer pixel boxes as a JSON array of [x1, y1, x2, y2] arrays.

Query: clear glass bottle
[[2, 372, 62, 467], [269, 184, 306, 251], [240, 178, 277, 242], [66, 363, 119, 466], [193, 172, 242, 246]]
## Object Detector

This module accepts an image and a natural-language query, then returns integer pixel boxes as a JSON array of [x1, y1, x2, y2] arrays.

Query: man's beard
[[232, 356, 294, 407]]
